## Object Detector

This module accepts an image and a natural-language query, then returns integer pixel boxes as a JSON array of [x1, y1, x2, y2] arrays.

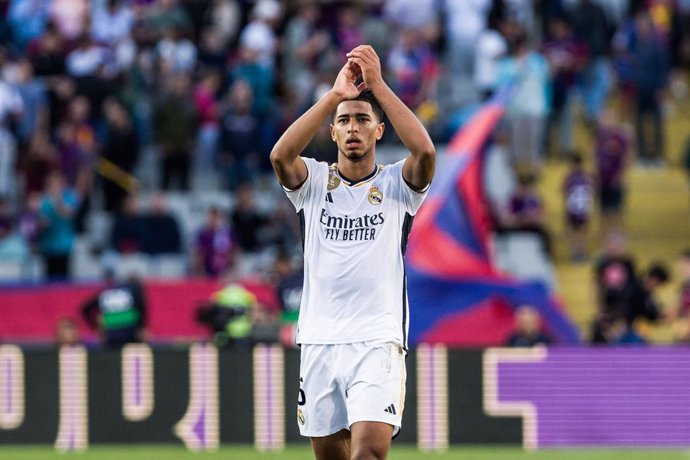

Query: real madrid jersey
[[284, 156, 428, 349]]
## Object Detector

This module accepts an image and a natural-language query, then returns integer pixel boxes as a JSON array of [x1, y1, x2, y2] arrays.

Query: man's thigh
[[346, 342, 406, 434], [298, 344, 349, 437], [311, 429, 351, 460]]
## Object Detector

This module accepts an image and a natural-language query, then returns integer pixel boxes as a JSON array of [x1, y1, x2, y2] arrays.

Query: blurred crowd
[[0, 0, 688, 345]]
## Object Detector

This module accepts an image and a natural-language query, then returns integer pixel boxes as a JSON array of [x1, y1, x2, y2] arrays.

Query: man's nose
[[347, 120, 358, 132]]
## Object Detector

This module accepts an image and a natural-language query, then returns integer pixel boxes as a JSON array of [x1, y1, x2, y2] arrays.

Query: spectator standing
[[101, 99, 139, 212], [630, 12, 670, 166], [474, 11, 508, 101], [562, 152, 594, 261], [192, 69, 222, 181], [238, 0, 282, 70], [218, 80, 260, 190], [542, 16, 587, 159], [153, 74, 197, 191], [441, 0, 492, 76], [594, 109, 631, 234], [39, 171, 80, 280], [569, 0, 614, 129], [498, 30, 551, 174], [282, 0, 330, 112]]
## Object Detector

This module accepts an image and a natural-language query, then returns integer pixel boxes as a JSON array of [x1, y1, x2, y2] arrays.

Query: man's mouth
[[346, 139, 361, 149]]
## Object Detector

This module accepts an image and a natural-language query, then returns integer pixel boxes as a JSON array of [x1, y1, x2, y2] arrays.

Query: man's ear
[[330, 124, 336, 142], [376, 123, 385, 140]]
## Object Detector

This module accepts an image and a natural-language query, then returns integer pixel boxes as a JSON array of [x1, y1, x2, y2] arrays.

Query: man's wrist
[[326, 89, 348, 104], [366, 78, 386, 94]]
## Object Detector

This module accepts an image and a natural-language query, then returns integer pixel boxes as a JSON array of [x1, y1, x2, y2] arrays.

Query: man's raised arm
[[270, 61, 364, 190], [346, 45, 435, 191]]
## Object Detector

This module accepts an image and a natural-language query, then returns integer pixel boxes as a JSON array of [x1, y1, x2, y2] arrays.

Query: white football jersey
[[284, 157, 428, 350]]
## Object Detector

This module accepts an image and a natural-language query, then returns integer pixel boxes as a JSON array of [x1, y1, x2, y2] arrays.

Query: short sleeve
[[394, 158, 430, 215], [283, 157, 321, 212]]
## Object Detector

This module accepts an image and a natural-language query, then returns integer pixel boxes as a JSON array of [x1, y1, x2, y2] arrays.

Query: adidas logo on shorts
[[384, 404, 396, 415]]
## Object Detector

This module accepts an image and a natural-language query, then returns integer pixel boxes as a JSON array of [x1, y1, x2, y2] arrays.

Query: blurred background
[[0, 0, 689, 455]]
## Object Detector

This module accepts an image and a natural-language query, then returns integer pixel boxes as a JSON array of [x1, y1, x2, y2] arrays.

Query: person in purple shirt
[[505, 173, 552, 257], [562, 152, 593, 261], [193, 207, 236, 278], [594, 110, 630, 234]]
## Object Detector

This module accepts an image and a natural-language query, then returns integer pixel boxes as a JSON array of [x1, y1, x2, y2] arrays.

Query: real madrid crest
[[327, 166, 341, 191], [368, 186, 383, 205], [297, 409, 305, 425]]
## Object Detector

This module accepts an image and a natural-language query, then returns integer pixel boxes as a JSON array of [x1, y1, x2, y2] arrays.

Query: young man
[[270, 45, 435, 459]]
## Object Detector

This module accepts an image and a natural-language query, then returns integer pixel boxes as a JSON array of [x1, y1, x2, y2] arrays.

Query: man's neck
[[337, 156, 377, 184]]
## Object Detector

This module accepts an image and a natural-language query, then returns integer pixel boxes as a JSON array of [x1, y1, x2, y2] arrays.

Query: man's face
[[330, 100, 384, 162]]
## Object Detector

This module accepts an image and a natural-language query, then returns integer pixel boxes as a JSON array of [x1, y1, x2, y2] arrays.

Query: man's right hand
[[332, 60, 366, 101]]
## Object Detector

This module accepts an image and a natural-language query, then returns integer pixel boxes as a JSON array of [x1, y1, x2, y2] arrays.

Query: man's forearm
[[368, 80, 435, 157], [271, 90, 342, 163]]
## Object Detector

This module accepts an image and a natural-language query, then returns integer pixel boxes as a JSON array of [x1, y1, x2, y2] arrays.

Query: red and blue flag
[[406, 90, 580, 346]]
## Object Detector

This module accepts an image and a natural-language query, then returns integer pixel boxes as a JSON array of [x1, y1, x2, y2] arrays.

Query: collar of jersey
[[334, 164, 381, 187]]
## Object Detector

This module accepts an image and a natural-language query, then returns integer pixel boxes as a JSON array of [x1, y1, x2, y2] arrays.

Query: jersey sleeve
[[394, 158, 430, 215], [283, 157, 323, 212]]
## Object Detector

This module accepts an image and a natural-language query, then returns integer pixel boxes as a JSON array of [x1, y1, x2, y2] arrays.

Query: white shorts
[[297, 340, 406, 438]]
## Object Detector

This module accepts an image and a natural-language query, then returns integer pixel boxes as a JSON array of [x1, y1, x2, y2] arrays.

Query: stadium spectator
[[192, 68, 222, 180], [594, 109, 631, 234], [569, 0, 614, 130], [153, 73, 197, 191], [141, 192, 182, 256], [238, 0, 281, 70], [7, 0, 50, 52], [81, 273, 147, 348], [630, 12, 670, 166], [156, 25, 197, 74], [591, 230, 637, 343], [39, 170, 80, 280], [627, 262, 670, 328], [501, 173, 552, 257], [497, 29, 551, 174], [281, 0, 330, 112], [202, 0, 241, 51], [440, 0, 492, 76], [230, 183, 271, 256], [17, 192, 41, 253], [20, 131, 57, 198], [562, 152, 594, 262], [90, 0, 135, 48], [218, 79, 261, 190], [110, 193, 147, 254], [101, 98, 140, 212], [193, 206, 236, 277], [505, 304, 553, 347], [542, 15, 587, 160], [474, 10, 508, 101]]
